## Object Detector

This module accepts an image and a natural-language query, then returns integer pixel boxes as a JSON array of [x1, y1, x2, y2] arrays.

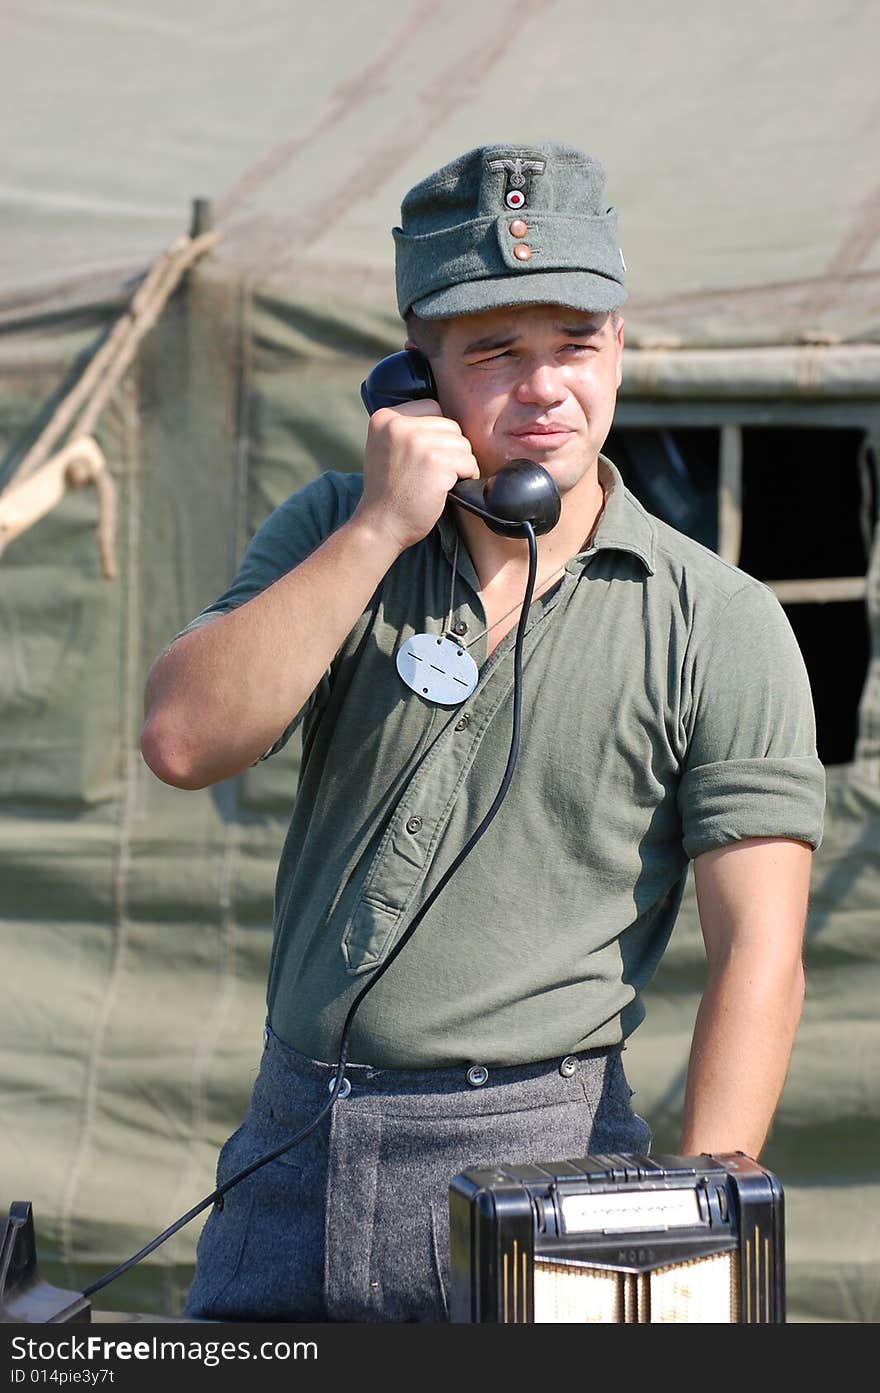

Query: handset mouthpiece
[[451, 460, 560, 537]]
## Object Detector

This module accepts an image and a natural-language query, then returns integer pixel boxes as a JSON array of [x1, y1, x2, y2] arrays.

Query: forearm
[[141, 512, 401, 788], [679, 950, 805, 1159]]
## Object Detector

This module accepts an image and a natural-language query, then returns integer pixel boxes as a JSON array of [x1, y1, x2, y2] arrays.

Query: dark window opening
[[784, 601, 870, 767], [738, 428, 871, 581], [606, 427, 719, 551], [606, 422, 876, 769]]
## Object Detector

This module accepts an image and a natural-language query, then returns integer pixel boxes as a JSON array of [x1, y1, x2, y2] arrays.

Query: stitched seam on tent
[[59, 375, 140, 1272]]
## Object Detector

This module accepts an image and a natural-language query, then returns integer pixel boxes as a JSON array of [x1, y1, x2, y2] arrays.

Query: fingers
[[361, 405, 481, 548], [367, 405, 478, 475], [369, 402, 464, 435], [373, 399, 445, 419]]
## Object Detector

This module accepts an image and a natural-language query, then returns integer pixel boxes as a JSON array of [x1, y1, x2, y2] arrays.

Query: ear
[[614, 314, 625, 388]]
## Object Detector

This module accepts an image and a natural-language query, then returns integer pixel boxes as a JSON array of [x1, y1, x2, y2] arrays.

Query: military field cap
[[394, 141, 626, 321]]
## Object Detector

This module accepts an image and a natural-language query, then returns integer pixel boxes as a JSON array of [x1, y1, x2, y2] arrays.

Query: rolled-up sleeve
[[678, 580, 826, 859]]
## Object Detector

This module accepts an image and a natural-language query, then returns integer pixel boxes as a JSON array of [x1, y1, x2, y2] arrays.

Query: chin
[[536, 453, 593, 488]]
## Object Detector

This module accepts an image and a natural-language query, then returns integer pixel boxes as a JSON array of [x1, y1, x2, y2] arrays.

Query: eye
[[470, 350, 515, 367]]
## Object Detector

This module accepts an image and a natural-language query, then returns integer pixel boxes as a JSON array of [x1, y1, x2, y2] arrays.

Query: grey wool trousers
[[184, 1027, 652, 1323]]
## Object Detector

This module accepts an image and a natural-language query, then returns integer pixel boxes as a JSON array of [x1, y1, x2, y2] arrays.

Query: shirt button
[[454, 713, 470, 731], [513, 243, 532, 262], [559, 1056, 578, 1077], [451, 619, 468, 636], [467, 1065, 489, 1087], [405, 815, 423, 834]]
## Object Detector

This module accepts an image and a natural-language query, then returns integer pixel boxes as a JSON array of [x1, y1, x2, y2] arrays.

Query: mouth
[[509, 425, 575, 449]]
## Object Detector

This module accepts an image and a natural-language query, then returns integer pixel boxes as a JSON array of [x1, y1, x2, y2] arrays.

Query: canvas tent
[[1, 0, 878, 1322]]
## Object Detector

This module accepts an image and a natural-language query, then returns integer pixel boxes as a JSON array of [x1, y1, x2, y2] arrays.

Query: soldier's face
[[425, 304, 624, 497]]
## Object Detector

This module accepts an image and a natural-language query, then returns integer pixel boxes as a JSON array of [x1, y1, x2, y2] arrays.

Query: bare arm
[[141, 401, 480, 789], [679, 836, 813, 1159], [141, 514, 401, 788]]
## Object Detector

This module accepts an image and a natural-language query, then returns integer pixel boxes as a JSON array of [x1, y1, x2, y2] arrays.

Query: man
[[141, 142, 825, 1322]]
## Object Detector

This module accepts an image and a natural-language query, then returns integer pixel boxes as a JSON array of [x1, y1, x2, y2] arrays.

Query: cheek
[[439, 379, 503, 438], [581, 370, 619, 428]]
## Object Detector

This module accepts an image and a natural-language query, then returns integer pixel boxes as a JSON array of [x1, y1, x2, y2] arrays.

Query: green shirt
[[182, 457, 825, 1067]]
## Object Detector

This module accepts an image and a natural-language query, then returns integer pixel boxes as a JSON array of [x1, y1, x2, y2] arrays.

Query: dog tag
[[396, 632, 479, 706]]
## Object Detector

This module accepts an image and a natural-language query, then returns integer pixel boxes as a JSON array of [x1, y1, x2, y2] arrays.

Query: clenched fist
[[355, 400, 481, 552]]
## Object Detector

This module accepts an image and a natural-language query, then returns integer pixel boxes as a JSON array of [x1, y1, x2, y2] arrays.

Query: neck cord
[[443, 486, 606, 648], [82, 523, 542, 1303], [443, 530, 567, 647]]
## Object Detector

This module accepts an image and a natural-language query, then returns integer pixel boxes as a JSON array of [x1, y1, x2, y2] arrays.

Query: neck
[[454, 461, 604, 591]]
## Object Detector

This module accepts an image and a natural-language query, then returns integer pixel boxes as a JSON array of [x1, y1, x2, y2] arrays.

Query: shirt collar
[[436, 454, 657, 576], [579, 454, 656, 574]]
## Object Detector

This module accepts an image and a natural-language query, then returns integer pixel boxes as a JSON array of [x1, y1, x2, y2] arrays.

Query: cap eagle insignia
[[487, 157, 546, 210]]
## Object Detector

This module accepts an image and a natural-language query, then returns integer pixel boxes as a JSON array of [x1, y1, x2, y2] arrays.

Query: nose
[[515, 360, 565, 409]]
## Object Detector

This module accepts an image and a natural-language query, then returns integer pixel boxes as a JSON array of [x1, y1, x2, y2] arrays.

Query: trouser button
[[466, 1065, 489, 1087], [559, 1056, 578, 1077]]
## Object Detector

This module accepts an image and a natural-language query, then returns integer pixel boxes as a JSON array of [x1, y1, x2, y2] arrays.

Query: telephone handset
[[360, 348, 561, 537]]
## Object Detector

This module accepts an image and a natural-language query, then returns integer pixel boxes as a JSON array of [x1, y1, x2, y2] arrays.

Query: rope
[[0, 227, 219, 577]]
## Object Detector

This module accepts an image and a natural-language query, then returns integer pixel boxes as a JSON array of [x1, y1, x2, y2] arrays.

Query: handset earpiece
[[360, 348, 438, 413], [360, 348, 561, 537]]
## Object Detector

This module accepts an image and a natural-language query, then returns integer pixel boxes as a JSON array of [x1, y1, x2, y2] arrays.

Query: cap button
[[513, 243, 532, 262], [509, 219, 528, 238]]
